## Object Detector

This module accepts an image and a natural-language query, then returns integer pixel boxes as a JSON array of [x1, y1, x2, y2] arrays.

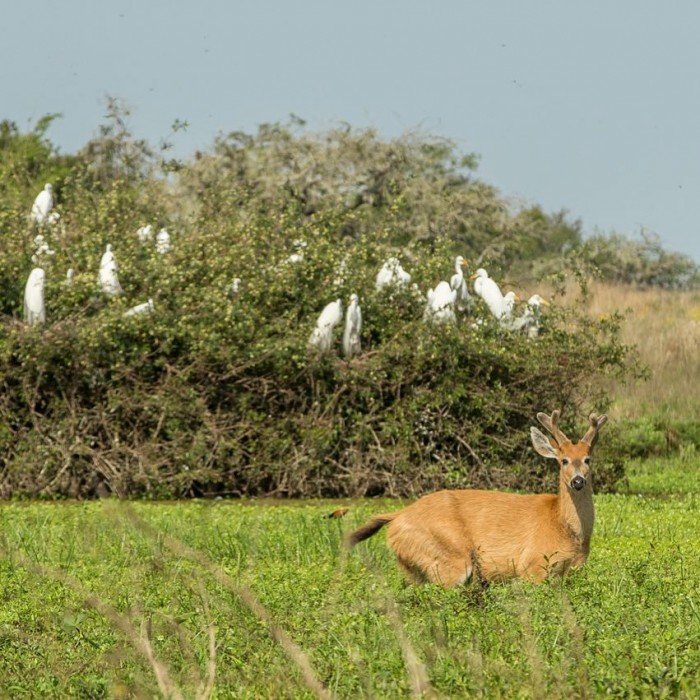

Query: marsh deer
[[347, 410, 608, 587]]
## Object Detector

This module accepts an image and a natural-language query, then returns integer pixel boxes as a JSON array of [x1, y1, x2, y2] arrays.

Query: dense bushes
[[0, 112, 645, 498], [583, 230, 700, 290]]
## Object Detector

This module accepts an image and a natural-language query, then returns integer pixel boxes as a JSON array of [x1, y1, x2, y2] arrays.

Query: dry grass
[[564, 281, 700, 420]]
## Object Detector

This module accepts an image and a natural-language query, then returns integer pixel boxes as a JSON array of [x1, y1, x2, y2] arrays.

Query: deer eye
[[561, 458, 570, 466], [583, 456, 591, 465]]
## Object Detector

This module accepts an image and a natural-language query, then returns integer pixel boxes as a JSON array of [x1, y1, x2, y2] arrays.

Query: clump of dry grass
[[566, 281, 700, 420]]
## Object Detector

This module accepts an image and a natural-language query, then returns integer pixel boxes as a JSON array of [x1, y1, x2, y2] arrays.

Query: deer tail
[[346, 512, 397, 547]]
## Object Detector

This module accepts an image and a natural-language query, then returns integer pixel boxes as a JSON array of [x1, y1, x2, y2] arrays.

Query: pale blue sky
[[5, 1, 700, 261]]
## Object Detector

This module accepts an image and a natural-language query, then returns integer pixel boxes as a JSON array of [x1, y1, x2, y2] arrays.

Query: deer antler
[[581, 413, 609, 448], [536, 410, 572, 446]]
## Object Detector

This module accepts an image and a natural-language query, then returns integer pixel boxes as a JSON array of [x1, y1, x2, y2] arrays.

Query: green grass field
[[0, 456, 698, 698]]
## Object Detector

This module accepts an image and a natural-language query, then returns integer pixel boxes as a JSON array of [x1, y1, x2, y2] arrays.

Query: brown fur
[[347, 411, 607, 587]]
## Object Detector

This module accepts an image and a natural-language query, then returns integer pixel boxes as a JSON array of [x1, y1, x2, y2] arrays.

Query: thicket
[[0, 108, 670, 499], [583, 229, 700, 289]]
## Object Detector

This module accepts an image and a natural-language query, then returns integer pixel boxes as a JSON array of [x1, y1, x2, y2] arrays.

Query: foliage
[[0, 109, 649, 498], [583, 229, 700, 289], [180, 117, 593, 272], [622, 451, 700, 494], [0, 482, 699, 697], [0, 114, 75, 202]]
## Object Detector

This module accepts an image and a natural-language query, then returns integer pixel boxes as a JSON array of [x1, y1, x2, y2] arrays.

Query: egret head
[[470, 268, 488, 281], [527, 294, 549, 308]]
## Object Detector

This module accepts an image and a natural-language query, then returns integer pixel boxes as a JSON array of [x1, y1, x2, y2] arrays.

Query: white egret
[[424, 280, 457, 324], [124, 299, 155, 317], [471, 268, 507, 320], [287, 239, 307, 264], [24, 268, 46, 325], [342, 294, 362, 358], [375, 257, 411, 291], [500, 291, 520, 323], [155, 228, 171, 254], [137, 224, 154, 243], [30, 184, 54, 224], [65, 268, 75, 285], [450, 255, 471, 309], [99, 244, 122, 297], [308, 298, 343, 353], [511, 294, 549, 338], [229, 277, 242, 299]]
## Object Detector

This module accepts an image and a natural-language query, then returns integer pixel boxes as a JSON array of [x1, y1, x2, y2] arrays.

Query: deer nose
[[570, 475, 586, 491]]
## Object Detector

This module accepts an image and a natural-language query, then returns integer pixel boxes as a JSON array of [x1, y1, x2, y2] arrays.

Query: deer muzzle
[[570, 474, 586, 491]]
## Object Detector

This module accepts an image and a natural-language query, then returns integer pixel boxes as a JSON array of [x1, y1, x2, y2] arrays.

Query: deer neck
[[556, 475, 595, 548]]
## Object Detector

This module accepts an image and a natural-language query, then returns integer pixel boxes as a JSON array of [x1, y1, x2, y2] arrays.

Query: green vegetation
[[623, 451, 700, 495], [0, 108, 656, 499], [1, 107, 700, 697], [583, 230, 700, 290], [0, 456, 698, 698]]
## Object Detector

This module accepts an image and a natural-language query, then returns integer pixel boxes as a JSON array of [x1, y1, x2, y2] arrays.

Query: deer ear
[[530, 427, 559, 459]]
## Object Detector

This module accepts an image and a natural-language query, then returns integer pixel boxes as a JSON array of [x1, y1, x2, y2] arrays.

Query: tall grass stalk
[[120, 503, 331, 700]]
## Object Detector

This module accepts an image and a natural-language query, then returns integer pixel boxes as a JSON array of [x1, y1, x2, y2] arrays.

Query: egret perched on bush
[[228, 278, 242, 299], [30, 184, 54, 224], [288, 239, 307, 264], [309, 299, 343, 353], [124, 299, 155, 317], [501, 291, 520, 321], [342, 294, 362, 358], [99, 244, 122, 297], [424, 280, 457, 324], [24, 268, 46, 325], [511, 294, 549, 338], [136, 224, 153, 243], [156, 228, 171, 254], [471, 268, 507, 319], [450, 255, 471, 309], [375, 257, 411, 291]]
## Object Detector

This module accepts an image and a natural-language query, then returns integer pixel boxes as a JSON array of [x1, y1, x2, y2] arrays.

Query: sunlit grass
[[0, 477, 698, 697], [623, 449, 700, 494], [560, 281, 700, 421]]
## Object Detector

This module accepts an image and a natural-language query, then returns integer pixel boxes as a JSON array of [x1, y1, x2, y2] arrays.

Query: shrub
[[0, 112, 638, 498]]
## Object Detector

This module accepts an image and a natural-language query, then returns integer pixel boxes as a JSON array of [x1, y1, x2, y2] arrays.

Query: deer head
[[530, 411, 608, 492]]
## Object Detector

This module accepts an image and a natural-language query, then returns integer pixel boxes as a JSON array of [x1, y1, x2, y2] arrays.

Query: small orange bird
[[323, 508, 349, 519]]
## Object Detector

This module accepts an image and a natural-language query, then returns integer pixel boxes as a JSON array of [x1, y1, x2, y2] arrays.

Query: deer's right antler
[[536, 410, 572, 447]]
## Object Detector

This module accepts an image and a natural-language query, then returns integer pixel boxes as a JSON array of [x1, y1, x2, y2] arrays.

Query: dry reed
[[530, 281, 700, 421]]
